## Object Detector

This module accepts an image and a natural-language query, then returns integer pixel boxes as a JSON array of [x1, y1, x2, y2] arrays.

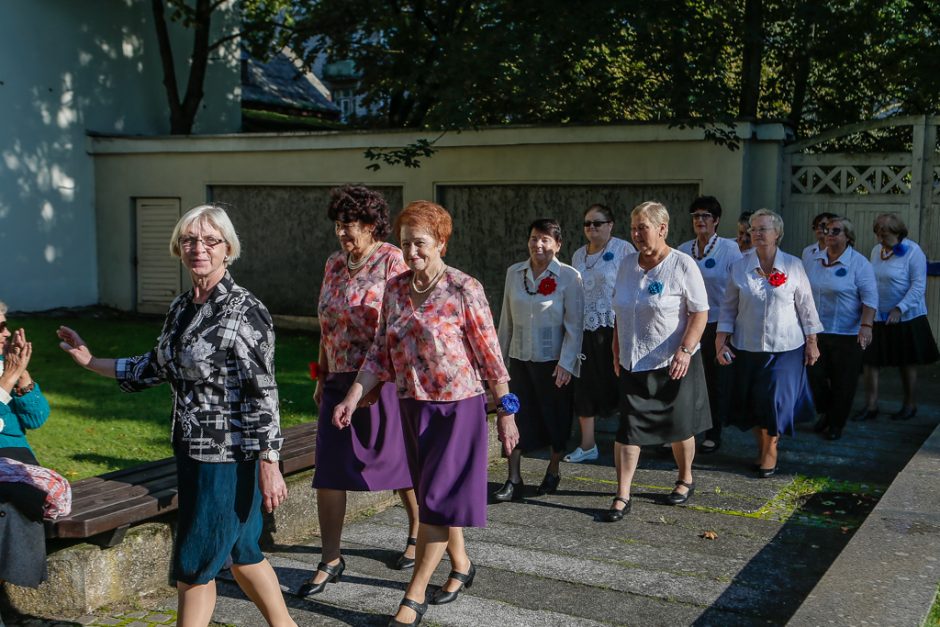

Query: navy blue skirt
[[726, 345, 815, 436], [173, 455, 265, 585]]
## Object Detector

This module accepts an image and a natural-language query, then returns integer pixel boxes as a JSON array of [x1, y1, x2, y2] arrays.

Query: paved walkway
[[5, 368, 939, 626]]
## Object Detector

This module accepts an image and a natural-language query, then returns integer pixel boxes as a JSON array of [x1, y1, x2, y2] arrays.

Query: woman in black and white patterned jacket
[[58, 205, 296, 627]]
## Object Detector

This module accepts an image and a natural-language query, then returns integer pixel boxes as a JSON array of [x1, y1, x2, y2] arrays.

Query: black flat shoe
[[667, 480, 695, 505], [757, 466, 777, 479], [395, 536, 417, 570], [813, 417, 829, 433], [297, 557, 345, 597], [388, 596, 428, 626], [536, 471, 561, 496], [430, 562, 475, 605], [699, 438, 720, 454], [851, 408, 878, 422], [826, 428, 843, 441], [491, 479, 524, 502], [890, 406, 917, 421], [602, 496, 631, 522]]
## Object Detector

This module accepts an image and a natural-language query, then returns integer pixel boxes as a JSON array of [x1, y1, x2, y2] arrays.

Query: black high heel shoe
[[388, 596, 428, 626], [667, 480, 695, 505], [430, 562, 475, 605], [297, 557, 345, 597], [395, 536, 417, 570]]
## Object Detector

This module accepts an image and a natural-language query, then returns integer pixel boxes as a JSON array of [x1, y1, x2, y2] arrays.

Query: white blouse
[[801, 243, 823, 265], [498, 257, 585, 376], [804, 246, 878, 335], [677, 236, 743, 324], [869, 239, 928, 322], [718, 249, 823, 352], [572, 237, 635, 331], [612, 250, 709, 373]]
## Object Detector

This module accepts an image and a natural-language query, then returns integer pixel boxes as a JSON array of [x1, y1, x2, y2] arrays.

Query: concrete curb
[[789, 421, 940, 626]]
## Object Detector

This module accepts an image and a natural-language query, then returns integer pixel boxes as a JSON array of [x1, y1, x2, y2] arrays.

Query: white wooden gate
[[780, 115, 940, 331], [136, 198, 181, 314]]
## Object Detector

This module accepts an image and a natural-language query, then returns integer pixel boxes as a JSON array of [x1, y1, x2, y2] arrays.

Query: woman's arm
[[57, 326, 120, 379], [890, 245, 927, 324], [670, 311, 708, 380], [490, 380, 519, 456], [555, 270, 585, 386]]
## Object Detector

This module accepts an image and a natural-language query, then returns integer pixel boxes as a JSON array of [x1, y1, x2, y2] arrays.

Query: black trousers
[[807, 333, 863, 430], [700, 322, 731, 440]]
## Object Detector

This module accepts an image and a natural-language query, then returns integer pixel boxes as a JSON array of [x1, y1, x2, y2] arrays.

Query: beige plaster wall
[[91, 124, 786, 312]]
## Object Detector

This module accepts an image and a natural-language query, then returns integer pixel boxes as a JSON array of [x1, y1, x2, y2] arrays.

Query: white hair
[[169, 204, 241, 265]]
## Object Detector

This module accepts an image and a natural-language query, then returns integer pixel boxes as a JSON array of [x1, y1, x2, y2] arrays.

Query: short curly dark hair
[[327, 185, 391, 240]]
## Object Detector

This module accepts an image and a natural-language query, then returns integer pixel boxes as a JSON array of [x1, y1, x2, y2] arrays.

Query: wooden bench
[[46, 422, 317, 547]]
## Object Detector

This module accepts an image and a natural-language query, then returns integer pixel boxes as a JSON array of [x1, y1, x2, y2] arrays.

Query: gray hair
[[0, 301, 6, 315], [631, 201, 670, 239], [750, 208, 784, 243], [827, 215, 856, 247], [169, 204, 241, 265]]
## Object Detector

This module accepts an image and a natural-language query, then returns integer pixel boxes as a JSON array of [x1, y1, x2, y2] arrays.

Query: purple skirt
[[400, 395, 488, 528], [312, 372, 413, 491]]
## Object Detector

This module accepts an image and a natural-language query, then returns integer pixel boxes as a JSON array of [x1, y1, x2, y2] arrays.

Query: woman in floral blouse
[[717, 209, 822, 478], [59, 205, 295, 627], [334, 201, 519, 627], [564, 204, 634, 464], [495, 219, 584, 502], [298, 186, 420, 598]]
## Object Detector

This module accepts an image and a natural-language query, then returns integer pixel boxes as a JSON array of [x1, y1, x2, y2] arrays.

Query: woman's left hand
[[258, 460, 288, 513], [496, 414, 520, 456], [669, 349, 691, 380], [886, 307, 902, 324], [553, 364, 573, 388], [857, 326, 873, 350], [804, 340, 820, 366]]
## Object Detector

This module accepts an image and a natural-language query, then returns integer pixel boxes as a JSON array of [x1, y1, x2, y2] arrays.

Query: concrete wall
[[90, 123, 788, 313], [0, 1, 240, 311]]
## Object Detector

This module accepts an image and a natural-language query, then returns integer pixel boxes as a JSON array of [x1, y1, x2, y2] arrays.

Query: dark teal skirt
[[173, 454, 265, 585]]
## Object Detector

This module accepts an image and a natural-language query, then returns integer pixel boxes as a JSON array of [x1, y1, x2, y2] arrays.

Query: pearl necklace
[[412, 264, 446, 294], [347, 242, 381, 270], [692, 233, 718, 260], [584, 239, 611, 270]]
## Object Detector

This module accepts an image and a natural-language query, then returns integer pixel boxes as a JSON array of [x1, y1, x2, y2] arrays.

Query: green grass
[[14, 316, 319, 480], [926, 583, 940, 626]]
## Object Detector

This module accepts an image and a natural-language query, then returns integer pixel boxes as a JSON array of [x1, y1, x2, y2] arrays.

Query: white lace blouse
[[571, 237, 636, 331]]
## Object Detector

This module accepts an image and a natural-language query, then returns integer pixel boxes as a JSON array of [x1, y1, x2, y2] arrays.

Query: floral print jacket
[[115, 272, 283, 462], [362, 267, 510, 401], [318, 243, 408, 372]]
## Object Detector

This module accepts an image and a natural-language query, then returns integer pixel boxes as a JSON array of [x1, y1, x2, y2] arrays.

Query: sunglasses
[[583, 220, 612, 228], [824, 227, 844, 236]]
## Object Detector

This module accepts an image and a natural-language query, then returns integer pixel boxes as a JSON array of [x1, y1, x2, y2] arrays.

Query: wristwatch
[[679, 346, 693, 355], [260, 449, 280, 463]]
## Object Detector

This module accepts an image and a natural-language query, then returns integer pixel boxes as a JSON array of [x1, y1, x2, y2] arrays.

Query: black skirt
[[616, 352, 712, 446], [510, 358, 574, 454], [864, 315, 940, 367], [573, 326, 619, 417]]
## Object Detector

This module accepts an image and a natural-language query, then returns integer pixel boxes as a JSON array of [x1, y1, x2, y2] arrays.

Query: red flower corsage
[[767, 271, 787, 287], [308, 362, 320, 381], [537, 277, 557, 295]]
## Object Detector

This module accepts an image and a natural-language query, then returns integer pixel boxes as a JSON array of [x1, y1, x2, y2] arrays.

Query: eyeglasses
[[748, 227, 774, 234], [691, 212, 714, 221], [824, 227, 844, 236], [179, 236, 226, 250], [814, 222, 828, 230], [583, 220, 612, 228]]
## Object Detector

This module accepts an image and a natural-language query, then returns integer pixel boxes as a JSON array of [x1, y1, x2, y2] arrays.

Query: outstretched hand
[[57, 326, 93, 367]]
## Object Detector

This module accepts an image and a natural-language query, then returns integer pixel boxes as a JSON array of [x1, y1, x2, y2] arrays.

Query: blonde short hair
[[169, 205, 241, 265], [631, 201, 670, 237], [750, 208, 785, 242], [0, 301, 6, 315]]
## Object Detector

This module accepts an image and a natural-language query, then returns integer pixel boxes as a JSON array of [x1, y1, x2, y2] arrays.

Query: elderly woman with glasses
[[333, 200, 518, 626], [677, 196, 742, 454], [801, 212, 838, 264], [564, 204, 635, 464], [495, 218, 584, 501], [298, 185, 420, 598], [736, 211, 754, 254], [59, 205, 296, 627], [855, 213, 939, 422], [602, 201, 711, 522], [0, 304, 53, 597], [803, 217, 878, 440], [717, 209, 822, 477]]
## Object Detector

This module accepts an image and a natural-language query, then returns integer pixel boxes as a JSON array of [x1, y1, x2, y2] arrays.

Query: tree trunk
[[738, 0, 763, 119]]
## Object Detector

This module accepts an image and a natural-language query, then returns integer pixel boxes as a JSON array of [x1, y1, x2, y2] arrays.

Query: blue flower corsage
[[602, 251, 615, 261], [497, 393, 521, 416], [835, 267, 848, 277], [893, 243, 907, 257], [704, 258, 716, 269], [648, 280, 664, 295]]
